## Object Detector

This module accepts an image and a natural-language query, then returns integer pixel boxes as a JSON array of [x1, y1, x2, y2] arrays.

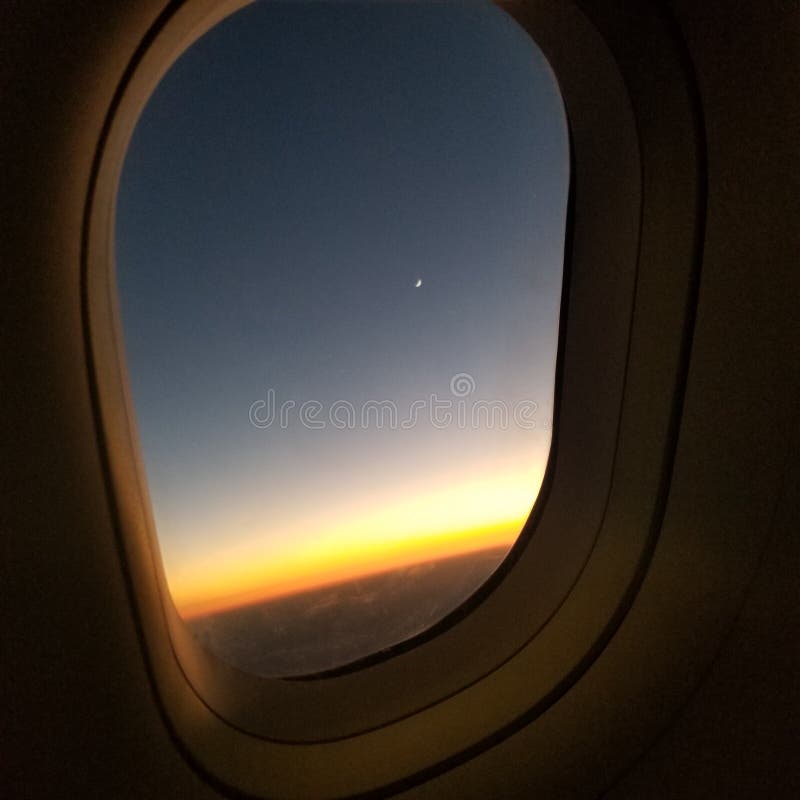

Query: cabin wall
[[1, 0, 797, 797]]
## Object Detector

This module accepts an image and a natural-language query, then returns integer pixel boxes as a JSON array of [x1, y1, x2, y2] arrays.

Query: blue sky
[[115, 0, 568, 615]]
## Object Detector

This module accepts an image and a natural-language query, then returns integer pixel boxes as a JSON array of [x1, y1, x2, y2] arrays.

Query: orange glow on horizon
[[168, 470, 543, 620], [176, 518, 521, 620]]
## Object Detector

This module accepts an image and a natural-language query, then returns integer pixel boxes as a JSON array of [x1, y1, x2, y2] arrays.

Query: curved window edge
[[82, 0, 705, 796]]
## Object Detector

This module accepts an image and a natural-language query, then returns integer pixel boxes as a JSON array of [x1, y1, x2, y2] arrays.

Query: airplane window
[[115, 0, 568, 677]]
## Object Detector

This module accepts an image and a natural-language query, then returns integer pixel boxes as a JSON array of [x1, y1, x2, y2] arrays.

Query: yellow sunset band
[[168, 471, 541, 620], [174, 519, 521, 620]]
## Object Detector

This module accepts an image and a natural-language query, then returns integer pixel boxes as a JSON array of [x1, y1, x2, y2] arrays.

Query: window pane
[[116, 0, 568, 677]]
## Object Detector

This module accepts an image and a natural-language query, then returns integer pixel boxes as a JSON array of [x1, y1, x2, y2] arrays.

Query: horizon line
[[175, 528, 521, 621]]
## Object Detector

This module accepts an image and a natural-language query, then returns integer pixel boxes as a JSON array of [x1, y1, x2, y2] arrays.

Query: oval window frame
[[84, 0, 703, 795]]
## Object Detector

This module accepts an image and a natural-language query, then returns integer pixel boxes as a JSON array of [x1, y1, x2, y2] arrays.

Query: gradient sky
[[115, 0, 568, 618]]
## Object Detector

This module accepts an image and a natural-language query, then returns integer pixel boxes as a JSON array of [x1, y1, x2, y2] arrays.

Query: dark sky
[[115, 0, 569, 614]]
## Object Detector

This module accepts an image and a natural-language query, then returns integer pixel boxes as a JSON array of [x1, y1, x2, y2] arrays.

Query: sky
[[115, 0, 569, 619]]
